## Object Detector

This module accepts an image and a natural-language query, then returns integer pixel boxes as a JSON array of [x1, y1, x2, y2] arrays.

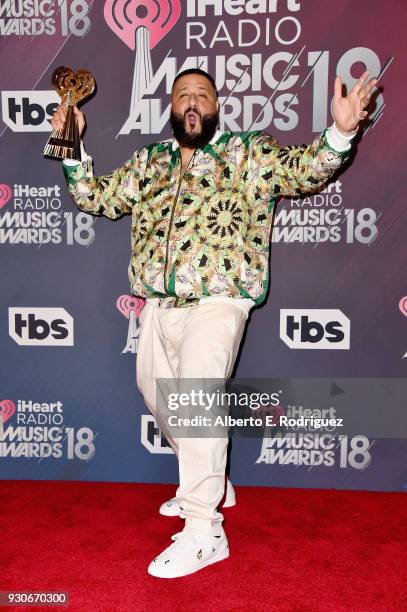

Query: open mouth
[[186, 111, 199, 128]]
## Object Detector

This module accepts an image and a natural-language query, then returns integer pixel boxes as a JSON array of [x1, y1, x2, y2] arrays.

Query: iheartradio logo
[[116, 294, 145, 319], [104, 0, 181, 50], [399, 296, 407, 318], [0, 399, 16, 424], [0, 184, 12, 209], [116, 294, 145, 354], [104, 0, 181, 135], [399, 296, 407, 359]]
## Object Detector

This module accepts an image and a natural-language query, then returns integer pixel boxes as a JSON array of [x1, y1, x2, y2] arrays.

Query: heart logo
[[0, 184, 12, 209], [0, 399, 16, 424], [116, 295, 145, 319], [51, 65, 95, 105], [399, 296, 407, 318], [104, 0, 181, 50]]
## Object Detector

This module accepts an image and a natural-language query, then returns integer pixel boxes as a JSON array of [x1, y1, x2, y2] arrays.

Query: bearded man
[[52, 67, 377, 578]]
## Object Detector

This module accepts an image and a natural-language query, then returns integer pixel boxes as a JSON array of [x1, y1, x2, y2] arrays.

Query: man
[[52, 67, 376, 578]]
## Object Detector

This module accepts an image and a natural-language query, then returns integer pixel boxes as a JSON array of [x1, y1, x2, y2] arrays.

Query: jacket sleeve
[[62, 149, 141, 220], [249, 127, 354, 199]]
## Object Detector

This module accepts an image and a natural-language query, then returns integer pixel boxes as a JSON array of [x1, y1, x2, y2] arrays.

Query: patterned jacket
[[63, 129, 352, 306]]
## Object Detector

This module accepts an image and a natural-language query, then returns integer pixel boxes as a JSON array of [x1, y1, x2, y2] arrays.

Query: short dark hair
[[172, 68, 218, 98]]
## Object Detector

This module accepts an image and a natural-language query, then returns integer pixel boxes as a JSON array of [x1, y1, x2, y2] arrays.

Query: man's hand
[[50, 103, 86, 137], [333, 70, 378, 134]]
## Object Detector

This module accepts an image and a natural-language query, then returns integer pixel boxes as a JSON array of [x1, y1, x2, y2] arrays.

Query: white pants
[[136, 299, 248, 535]]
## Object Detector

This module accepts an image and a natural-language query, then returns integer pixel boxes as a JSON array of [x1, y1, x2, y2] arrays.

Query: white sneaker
[[148, 528, 229, 578], [159, 479, 236, 517]]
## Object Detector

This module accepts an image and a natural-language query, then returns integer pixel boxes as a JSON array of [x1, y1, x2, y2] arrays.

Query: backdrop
[[1, 0, 406, 491]]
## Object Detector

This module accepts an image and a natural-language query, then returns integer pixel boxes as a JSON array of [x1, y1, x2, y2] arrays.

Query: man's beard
[[170, 108, 219, 149]]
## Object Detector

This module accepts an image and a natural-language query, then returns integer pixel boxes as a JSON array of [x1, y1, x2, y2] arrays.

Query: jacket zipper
[[163, 150, 196, 297]]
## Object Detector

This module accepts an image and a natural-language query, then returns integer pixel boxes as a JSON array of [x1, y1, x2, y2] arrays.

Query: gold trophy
[[43, 65, 95, 161]]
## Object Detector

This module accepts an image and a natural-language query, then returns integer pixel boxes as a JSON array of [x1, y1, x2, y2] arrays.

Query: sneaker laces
[[169, 530, 222, 558], [167, 531, 198, 558]]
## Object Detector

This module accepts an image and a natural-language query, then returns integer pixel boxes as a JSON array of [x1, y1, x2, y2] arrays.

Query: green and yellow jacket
[[63, 129, 352, 306]]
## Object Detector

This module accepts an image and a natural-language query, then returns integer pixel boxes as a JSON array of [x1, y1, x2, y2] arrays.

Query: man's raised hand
[[50, 104, 86, 137], [333, 70, 378, 134]]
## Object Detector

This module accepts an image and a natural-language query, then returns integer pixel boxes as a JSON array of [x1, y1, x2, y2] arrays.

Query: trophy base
[[43, 139, 81, 161]]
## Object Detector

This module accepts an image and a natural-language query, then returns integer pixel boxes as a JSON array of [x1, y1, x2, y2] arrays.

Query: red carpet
[[1, 481, 406, 611]]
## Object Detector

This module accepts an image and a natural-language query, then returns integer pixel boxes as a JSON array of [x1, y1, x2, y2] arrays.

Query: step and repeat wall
[[1, 0, 406, 491]]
